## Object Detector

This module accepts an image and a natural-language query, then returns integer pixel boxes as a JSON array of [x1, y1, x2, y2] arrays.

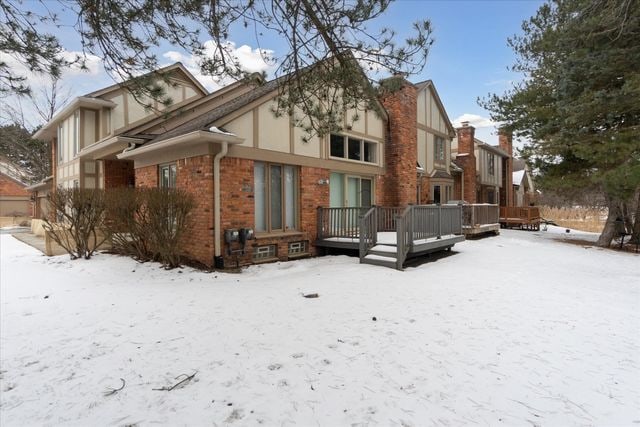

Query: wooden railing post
[[396, 214, 404, 270], [317, 206, 323, 240], [437, 204, 442, 239]]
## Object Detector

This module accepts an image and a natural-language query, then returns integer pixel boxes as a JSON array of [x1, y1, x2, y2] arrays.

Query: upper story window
[[159, 164, 177, 188], [330, 134, 377, 164], [254, 162, 298, 233], [73, 111, 80, 156], [57, 124, 64, 164], [434, 136, 446, 163], [488, 154, 495, 175]]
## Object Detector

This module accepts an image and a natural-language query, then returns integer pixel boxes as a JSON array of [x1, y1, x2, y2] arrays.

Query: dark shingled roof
[[142, 76, 284, 146], [431, 170, 452, 179]]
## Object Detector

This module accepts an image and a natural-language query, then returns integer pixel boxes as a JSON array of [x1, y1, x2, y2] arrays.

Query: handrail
[[317, 206, 369, 240], [395, 205, 412, 270], [358, 206, 377, 262]]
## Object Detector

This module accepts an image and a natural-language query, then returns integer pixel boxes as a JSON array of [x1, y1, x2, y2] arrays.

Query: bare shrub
[[104, 187, 195, 269], [145, 188, 195, 269], [540, 206, 606, 233], [43, 188, 108, 259], [104, 188, 151, 261]]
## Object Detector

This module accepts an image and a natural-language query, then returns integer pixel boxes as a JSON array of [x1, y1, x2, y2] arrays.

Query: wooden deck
[[461, 204, 500, 236], [499, 206, 541, 230], [316, 205, 464, 270]]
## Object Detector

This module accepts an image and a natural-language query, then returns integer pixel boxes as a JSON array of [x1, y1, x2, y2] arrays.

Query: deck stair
[[362, 244, 398, 268]]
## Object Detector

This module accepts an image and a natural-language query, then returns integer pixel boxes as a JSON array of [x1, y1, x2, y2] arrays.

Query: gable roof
[[85, 62, 208, 98], [0, 161, 29, 186], [413, 80, 455, 137], [141, 75, 284, 146], [140, 57, 389, 147]]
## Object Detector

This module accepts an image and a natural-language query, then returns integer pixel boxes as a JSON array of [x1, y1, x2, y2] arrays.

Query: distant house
[[451, 123, 540, 231], [0, 161, 32, 221], [512, 159, 537, 207]]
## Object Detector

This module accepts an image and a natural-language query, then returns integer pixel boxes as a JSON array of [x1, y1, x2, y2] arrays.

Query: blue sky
[[7, 0, 544, 145]]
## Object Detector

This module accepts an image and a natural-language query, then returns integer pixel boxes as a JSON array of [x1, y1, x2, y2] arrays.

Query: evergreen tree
[[1, 0, 434, 137], [482, 0, 640, 246]]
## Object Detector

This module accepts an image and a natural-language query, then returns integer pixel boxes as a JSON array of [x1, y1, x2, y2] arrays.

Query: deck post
[[408, 206, 414, 251], [316, 206, 323, 240], [373, 206, 378, 246], [437, 204, 442, 239], [396, 214, 404, 270]]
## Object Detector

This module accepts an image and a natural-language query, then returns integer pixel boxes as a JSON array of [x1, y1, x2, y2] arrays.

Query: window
[[329, 173, 372, 207], [159, 164, 177, 188], [57, 124, 64, 163], [73, 111, 80, 156], [433, 185, 441, 204], [253, 244, 277, 261], [254, 162, 298, 232], [288, 241, 307, 256], [434, 136, 446, 163], [329, 134, 377, 163], [488, 154, 495, 175]]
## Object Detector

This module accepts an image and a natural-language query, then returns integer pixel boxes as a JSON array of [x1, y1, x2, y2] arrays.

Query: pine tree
[[482, 0, 640, 246]]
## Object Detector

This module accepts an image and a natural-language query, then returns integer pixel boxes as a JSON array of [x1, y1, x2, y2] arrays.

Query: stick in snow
[[104, 378, 125, 396], [153, 372, 197, 391]]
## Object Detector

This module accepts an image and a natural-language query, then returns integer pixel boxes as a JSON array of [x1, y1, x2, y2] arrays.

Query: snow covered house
[[512, 159, 537, 207], [34, 62, 465, 269]]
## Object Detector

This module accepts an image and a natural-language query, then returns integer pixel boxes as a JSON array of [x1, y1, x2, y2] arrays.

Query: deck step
[[368, 244, 397, 258], [362, 254, 397, 269]]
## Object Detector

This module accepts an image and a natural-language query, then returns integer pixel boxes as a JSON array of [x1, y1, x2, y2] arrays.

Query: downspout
[[213, 141, 229, 268]]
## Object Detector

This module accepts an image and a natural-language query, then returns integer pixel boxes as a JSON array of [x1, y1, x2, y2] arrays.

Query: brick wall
[[0, 173, 30, 197], [498, 128, 513, 208], [452, 170, 463, 200], [218, 158, 330, 268], [455, 123, 477, 203], [177, 155, 215, 266], [135, 165, 158, 188], [379, 78, 418, 207], [104, 160, 135, 188]]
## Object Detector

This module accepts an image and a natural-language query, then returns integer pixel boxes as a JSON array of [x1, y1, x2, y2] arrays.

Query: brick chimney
[[379, 77, 417, 207], [455, 121, 476, 203], [498, 127, 513, 207]]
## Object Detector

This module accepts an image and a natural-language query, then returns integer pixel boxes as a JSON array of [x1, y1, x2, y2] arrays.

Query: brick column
[[379, 77, 418, 207], [498, 127, 513, 207], [455, 122, 477, 203]]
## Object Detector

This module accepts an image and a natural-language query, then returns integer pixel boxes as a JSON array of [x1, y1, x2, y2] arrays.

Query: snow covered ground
[[1, 228, 639, 426]]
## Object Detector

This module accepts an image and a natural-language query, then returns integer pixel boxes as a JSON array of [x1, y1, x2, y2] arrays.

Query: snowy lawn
[[1, 228, 639, 426]]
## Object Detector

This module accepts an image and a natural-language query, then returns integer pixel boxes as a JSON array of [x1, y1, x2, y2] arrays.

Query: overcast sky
[[5, 0, 543, 147]]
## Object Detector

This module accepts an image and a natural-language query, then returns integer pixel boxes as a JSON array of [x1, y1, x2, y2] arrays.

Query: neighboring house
[[512, 159, 537, 207], [451, 122, 512, 205], [26, 176, 53, 220], [35, 62, 462, 268], [414, 81, 457, 204], [0, 161, 32, 219]]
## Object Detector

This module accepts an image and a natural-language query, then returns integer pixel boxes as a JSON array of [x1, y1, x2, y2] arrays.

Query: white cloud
[[452, 113, 500, 129], [162, 40, 275, 91]]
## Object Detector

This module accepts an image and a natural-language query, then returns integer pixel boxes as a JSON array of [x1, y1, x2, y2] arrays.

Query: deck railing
[[358, 207, 377, 263], [318, 204, 463, 269], [317, 206, 369, 240], [395, 206, 413, 269], [377, 207, 403, 231], [462, 204, 500, 227], [499, 206, 541, 222]]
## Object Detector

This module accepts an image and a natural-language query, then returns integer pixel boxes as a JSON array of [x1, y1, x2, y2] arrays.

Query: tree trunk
[[596, 198, 622, 247], [631, 190, 640, 244]]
